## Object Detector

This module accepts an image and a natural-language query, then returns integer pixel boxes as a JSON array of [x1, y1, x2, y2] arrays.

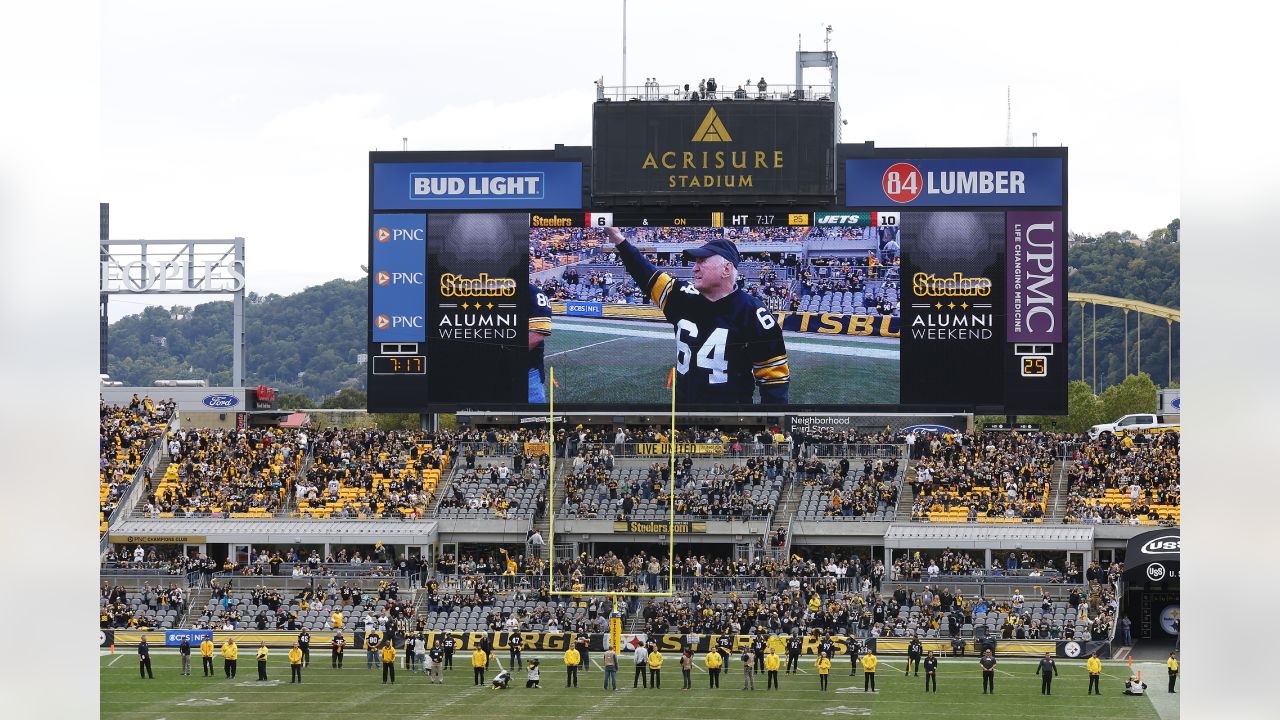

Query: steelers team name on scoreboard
[[530, 211, 897, 228]]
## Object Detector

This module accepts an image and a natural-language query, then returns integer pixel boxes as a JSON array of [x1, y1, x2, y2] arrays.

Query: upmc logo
[[377, 226, 424, 243], [375, 270, 424, 286], [882, 162, 923, 204], [1140, 535, 1180, 554]]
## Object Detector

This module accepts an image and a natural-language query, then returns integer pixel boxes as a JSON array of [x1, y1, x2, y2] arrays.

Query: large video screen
[[367, 209, 1065, 413]]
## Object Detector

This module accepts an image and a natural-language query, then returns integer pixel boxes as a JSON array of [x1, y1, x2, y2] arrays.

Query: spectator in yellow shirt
[[199, 637, 215, 677], [705, 649, 723, 688], [255, 642, 269, 681], [861, 651, 877, 692], [221, 638, 238, 678], [1087, 653, 1102, 695], [288, 643, 303, 684], [647, 649, 663, 689], [816, 652, 831, 691], [381, 641, 397, 685], [565, 647, 581, 688], [764, 649, 781, 690]]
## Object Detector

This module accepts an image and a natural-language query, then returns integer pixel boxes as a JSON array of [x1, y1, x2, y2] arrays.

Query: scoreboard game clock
[[371, 355, 425, 375]]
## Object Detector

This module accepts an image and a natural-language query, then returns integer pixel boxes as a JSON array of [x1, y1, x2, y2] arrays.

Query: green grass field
[[544, 319, 899, 405], [101, 652, 1175, 719]]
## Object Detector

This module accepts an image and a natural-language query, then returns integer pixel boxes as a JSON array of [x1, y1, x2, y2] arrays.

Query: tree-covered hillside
[[106, 279, 366, 401], [1066, 219, 1179, 391]]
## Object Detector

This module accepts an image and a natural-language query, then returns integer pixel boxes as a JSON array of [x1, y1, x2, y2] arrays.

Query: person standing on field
[[681, 649, 694, 690], [221, 638, 238, 678], [178, 637, 192, 676], [861, 650, 877, 692], [980, 649, 997, 694], [742, 649, 755, 690], [1087, 652, 1103, 695], [816, 652, 831, 691], [923, 651, 938, 692], [137, 637, 154, 679], [472, 647, 487, 686], [1036, 652, 1058, 695], [647, 647, 663, 689], [256, 641, 269, 681], [331, 632, 345, 669], [633, 642, 649, 688], [200, 636, 215, 676], [289, 642, 304, 684], [764, 647, 780, 690], [564, 645, 581, 688], [602, 646, 618, 690], [381, 640, 397, 684], [1167, 652, 1179, 693], [706, 648, 723, 688]]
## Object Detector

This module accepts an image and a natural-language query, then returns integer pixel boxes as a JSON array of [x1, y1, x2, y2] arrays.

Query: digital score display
[[371, 355, 425, 375]]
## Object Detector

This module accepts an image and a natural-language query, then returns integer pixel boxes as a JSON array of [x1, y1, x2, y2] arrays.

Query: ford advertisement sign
[[202, 394, 239, 409]]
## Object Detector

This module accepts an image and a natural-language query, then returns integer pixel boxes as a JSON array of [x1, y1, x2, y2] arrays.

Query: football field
[[101, 652, 1176, 720], [544, 317, 900, 405]]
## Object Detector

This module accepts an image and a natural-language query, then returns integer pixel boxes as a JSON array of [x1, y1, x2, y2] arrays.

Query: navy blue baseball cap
[[683, 238, 741, 267]]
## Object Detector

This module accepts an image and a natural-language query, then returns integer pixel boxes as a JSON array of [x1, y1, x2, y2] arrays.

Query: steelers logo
[[1063, 641, 1082, 658]]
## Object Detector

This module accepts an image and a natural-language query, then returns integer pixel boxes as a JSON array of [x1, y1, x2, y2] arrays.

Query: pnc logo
[[376, 271, 390, 286], [376, 227, 391, 243], [691, 108, 732, 142], [882, 162, 922, 203], [374, 314, 390, 330], [375, 271, 424, 286]]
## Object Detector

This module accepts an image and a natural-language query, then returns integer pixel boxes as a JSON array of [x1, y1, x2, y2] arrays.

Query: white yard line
[[554, 321, 899, 359], [108, 654, 123, 667], [546, 337, 626, 359]]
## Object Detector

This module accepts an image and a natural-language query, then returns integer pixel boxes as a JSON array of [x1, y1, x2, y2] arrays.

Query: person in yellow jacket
[[564, 646, 581, 688], [199, 637, 215, 677], [705, 649, 723, 689], [861, 650, 877, 692], [764, 649, 781, 690], [472, 648, 488, 686], [647, 648, 663, 689], [221, 638, 238, 679], [816, 652, 832, 691], [1086, 653, 1102, 695], [331, 609, 344, 631], [1167, 652, 1179, 693], [381, 641, 397, 685], [255, 641, 270, 682], [288, 643, 304, 684]]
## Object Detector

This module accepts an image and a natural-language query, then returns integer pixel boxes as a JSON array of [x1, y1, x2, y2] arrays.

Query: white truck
[[1087, 413, 1180, 440]]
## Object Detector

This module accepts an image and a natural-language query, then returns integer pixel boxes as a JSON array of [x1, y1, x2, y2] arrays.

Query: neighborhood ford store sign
[[202, 394, 240, 408]]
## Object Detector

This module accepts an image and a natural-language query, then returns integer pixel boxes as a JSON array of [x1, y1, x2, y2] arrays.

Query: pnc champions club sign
[[591, 101, 836, 200]]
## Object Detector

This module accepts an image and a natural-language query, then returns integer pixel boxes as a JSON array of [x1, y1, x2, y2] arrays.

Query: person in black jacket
[[979, 650, 997, 694], [923, 651, 938, 692], [138, 637, 154, 679], [1036, 653, 1059, 695], [178, 637, 192, 676], [785, 634, 802, 674], [480, 634, 494, 669], [443, 635, 457, 669], [906, 636, 923, 676], [297, 630, 311, 667], [847, 638, 860, 676], [509, 633, 524, 668]]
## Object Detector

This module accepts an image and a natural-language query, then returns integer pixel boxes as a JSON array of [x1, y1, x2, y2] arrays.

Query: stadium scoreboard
[[368, 105, 1067, 415]]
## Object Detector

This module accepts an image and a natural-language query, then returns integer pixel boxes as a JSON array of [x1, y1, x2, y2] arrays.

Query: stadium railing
[[571, 441, 792, 458], [99, 419, 174, 554], [596, 83, 834, 103], [799, 443, 904, 459]]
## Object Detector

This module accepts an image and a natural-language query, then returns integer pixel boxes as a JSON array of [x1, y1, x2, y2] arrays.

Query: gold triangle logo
[[691, 107, 732, 142]]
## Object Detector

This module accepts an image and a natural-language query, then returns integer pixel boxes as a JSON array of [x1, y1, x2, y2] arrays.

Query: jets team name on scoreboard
[[845, 158, 1063, 207], [815, 211, 899, 227]]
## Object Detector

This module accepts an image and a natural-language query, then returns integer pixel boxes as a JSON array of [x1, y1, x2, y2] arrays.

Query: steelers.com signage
[[372, 161, 583, 210], [846, 157, 1063, 207], [593, 101, 836, 201]]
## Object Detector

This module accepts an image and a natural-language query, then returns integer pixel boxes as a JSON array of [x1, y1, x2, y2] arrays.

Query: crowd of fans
[[100, 395, 175, 531], [560, 453, 782, 520], [799, 455, 902, 518], [144, 427, 303, 517], [1062, 431, 1180, 525], [100, 580, 186, 630], [299, 428, 450, 518], [906, 431, 1059, 522]]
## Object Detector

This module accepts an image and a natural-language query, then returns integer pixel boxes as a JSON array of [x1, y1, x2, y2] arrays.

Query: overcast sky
[[102, 0, 1177, 319]]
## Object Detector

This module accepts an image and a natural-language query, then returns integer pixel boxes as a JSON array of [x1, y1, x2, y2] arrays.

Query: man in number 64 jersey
[[603, 226, 789, 405]]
